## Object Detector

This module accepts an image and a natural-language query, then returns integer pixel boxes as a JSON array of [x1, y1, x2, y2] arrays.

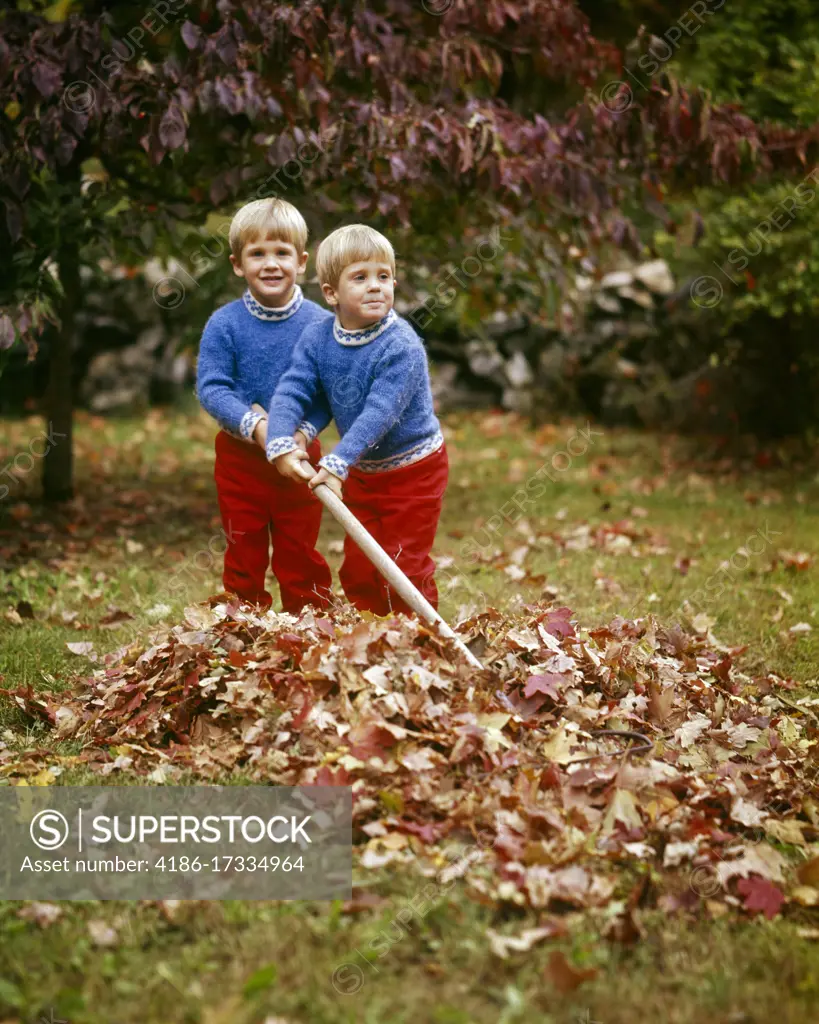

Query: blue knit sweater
[[265, 309, 443, 480], [196, 286, 333, 443]]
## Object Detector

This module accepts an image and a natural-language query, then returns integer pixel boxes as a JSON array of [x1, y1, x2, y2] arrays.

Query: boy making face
[[323, 256, 396, 329], [265, 225, 449, 616]]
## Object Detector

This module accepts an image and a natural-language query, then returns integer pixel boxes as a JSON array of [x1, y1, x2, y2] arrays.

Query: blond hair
[[229, 198, 308, 258], [316, 224, 396, 288]]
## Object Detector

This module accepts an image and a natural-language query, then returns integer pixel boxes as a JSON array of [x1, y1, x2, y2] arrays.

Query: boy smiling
[[265, 224, 448, 616], [196, 198, 333, 612]]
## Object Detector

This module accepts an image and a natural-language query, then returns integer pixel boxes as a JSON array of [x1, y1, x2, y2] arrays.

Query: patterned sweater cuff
[[318, 453, 350, 481], [239, 410, 265, 442], [266, 436, 299, 463], [297, 420, 318, 443]]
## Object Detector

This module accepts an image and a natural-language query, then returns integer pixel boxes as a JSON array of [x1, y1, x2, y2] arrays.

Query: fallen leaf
[[99, 607, 135, 627], [724, 723, 761, 750], [541, 726, 577, 765], [88, 919, 119, 947], [730, 797, 768, 827], [17, 902, 62, 927], [507, 627, 540, 652], [477, 712, 513, 753], [790, 886, 819, 907], [779, 550, 812, 571], [648, 681, 675, 724], [545, 950, 598, 993], [65, 641, 96, 658], [146, 603, 172, 620], [602, 789, 643, 834], [691, 612, 715, 634], [487, 923, 564, 959], [663, 840, 700, 867], [797, 856, 819, 887], [524, 673, 569, 700], [674, 714, 711, 749], [737, 876, 784, 920], [717, 844, 787, 885], [764, 819, 805, 846]]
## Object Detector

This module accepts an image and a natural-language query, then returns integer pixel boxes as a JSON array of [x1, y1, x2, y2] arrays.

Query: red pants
[[340, 444, 448, 616], [214, 431, 332, 612]]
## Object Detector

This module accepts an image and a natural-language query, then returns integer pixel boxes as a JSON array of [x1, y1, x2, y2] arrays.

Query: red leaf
[[347, 723, 400, 760], [115, 689, 147, 717], [314, 766, 352, 786], [523, 673, 568, 700], [291, 687, 314, 730], [712, 656, 733, 684], [737, 876, 784, 920], [277, 632, 306, 665], [540, 607, 575, 639], [395, 819, 450, 844]]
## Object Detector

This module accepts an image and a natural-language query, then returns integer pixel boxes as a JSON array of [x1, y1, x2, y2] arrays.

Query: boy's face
[[230, 236, 307, 307], [322, 260, 396, 329]]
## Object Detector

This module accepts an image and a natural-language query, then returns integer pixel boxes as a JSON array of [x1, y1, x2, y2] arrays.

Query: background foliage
[[646, 0, 819, 435], [3, 0, 819, 496]]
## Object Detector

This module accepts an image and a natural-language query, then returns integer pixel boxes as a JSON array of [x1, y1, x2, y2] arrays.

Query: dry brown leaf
[[545, 950, 599, 993], [764, 819, 806, 846], [797, 856, 819, 887]]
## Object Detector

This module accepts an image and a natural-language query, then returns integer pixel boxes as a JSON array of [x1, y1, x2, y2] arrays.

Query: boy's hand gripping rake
[[303, 464, 483, 670]]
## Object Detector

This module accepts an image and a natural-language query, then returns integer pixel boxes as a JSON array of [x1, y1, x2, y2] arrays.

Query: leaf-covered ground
[[1, 405, 819, 1024], [6, 595, 818, 921]]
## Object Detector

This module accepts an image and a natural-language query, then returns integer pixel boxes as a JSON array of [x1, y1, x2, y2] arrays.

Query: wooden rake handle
[[303, 463, 483, 670]]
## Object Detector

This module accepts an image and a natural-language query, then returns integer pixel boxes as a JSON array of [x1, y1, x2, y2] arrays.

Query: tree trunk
[[42, 239, 80, 502]]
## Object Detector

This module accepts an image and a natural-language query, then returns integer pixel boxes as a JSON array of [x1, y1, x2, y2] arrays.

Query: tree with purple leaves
[[1, 0, 816, 498]]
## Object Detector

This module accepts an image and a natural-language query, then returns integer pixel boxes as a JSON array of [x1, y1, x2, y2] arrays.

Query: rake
[[304, 463, 483, 670], [253, 408, 482, 669]]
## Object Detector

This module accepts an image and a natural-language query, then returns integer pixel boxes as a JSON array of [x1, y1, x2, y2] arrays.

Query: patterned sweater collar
[[243, 285, 303, 322], [333, 308, 397, 347]]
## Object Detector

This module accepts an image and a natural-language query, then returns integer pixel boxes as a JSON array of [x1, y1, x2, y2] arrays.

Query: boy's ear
[[321, 282, 338, 306], [229, 253, 244, 278], [297, 251, 308, 275]]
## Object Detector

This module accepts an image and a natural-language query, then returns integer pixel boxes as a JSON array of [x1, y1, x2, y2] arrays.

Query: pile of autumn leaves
[[5, 598, 819, 930]]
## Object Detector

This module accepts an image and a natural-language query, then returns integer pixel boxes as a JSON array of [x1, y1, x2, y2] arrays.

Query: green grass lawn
[[1, 404, 818, 1024]]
